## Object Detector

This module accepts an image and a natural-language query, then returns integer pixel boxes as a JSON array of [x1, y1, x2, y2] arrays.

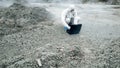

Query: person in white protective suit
[[61, 5, 80, 30]]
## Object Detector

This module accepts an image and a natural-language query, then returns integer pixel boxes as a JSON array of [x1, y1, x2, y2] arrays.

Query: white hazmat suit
[[61, 5, 79, 30]]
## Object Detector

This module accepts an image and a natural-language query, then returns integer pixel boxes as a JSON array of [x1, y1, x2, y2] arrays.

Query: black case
[[66, 24, 82, 35]]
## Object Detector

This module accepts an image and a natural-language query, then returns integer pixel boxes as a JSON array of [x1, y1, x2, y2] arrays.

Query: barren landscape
[[0, 1, 120, 68]]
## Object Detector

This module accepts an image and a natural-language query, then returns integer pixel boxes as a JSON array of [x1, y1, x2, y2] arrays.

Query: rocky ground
[[0, 3, 120, 68]]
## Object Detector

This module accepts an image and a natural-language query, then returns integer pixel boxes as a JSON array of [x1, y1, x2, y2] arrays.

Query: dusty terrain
[[0, 3, 120, 68]]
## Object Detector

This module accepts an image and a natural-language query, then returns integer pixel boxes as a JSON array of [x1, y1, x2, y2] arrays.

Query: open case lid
[[66, 24, 82, 35]]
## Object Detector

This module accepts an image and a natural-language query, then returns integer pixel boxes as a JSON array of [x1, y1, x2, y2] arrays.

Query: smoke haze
[[0, 0, 119, 7]]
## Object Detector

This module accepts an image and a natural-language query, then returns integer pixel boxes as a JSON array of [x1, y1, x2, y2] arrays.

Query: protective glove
[[64, 26, 70, 31]]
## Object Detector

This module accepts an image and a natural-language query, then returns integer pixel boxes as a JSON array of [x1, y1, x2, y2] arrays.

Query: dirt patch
[[0, 3, 53, 37], [94, 38, 120, 68], [0, 45, 84, 68], [40, 46, 84, 68], [0, 3, 120, 68]]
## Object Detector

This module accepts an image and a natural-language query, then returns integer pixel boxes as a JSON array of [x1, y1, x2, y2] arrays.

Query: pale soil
[[0, 3, 120, 68]]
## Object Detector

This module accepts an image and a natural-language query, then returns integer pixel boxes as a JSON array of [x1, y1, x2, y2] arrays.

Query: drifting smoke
[[0, 0, 119, 7], [0, 0, 13, 7], [25, 0, 120, 4]]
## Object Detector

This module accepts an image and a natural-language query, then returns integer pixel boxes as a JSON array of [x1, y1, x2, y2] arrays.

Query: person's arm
[[61, 9, 71, 29], [74, 16, 81, 25], [73, 9, 81, 25]]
